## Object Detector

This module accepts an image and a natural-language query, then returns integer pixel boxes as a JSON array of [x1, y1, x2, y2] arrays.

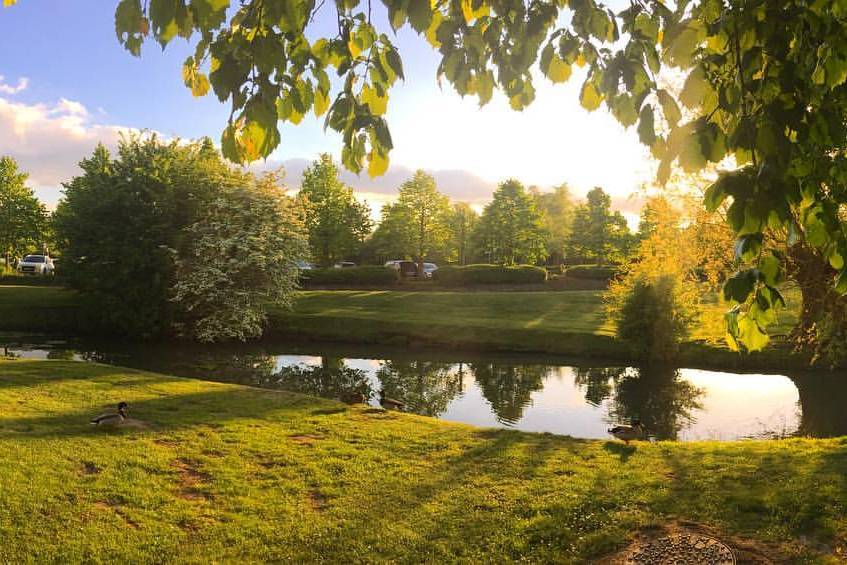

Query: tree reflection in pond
[[376, 360, 464, 417], [572, 367, 626, 406], [574, 365, 704, 440], [272, 357, 374, 401], [471, 363, 548, 425]]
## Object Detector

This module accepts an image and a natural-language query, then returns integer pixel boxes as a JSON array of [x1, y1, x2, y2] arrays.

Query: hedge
[[434, 264, 547, 286], [0, 274, 64, 286], [300, 266, 399, 287], [565, 265, 619, 281]]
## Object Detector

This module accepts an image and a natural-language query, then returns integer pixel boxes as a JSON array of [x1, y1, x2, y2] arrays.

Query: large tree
[[566, 187, 632, 264], [298, 154, 372, 266], [54, 136, 306, 340], [0, 156, 49, 269], [532, 183, 575, 265], [370, 170, 451, 271], [474, 179, 546, 265], [447, 202, 478, 265]]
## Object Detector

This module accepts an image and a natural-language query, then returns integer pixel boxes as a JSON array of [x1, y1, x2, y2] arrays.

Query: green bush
[[301, 266, 399, 287], [434, 264, 547, 286], [613, 275, 695, 365], [566, 264, 619, 281]]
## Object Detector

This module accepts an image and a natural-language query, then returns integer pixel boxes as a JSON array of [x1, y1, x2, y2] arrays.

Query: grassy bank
[[268, 290, 805, 371], [0, 285, 806, 370], [0, 285, 84, 333], [1, 359, 846, 562]]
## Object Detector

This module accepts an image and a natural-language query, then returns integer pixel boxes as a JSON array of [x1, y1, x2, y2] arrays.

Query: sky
[[0, 2, 651, 223]]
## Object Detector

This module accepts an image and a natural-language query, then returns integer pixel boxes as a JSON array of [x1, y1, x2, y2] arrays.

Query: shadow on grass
[[603, 441, 637, 462]]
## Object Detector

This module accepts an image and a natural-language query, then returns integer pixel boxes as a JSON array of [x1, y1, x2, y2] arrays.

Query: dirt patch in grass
[[94, 500, 140, 529], [81, 461, 101, 475], [153, 438, 181, 448], [171, 458, 212, 501], [289, 433, 324, 445]]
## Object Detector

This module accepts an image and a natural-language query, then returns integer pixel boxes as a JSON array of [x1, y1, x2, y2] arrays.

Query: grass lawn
[[0, 284, 83, 333], [269, 290, 804, 370], [1, 359, 845, 562]]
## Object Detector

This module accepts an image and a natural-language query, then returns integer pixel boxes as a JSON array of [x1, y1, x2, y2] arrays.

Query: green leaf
[[724, 269, 756, 304], [367, 150, 389, 178], [680, 66, 706, 109], [362, 84, 387, 116], [703, 178, 728, 212], [579, 80, 603, 111], [314, 89, 330, 117], [637, 105, 656, 146], [657, 89, 681, 125], [734, 233, 762, 262], [759, 254, 781, 286], [738, 315, 770, 351], [546, 55, 572, 84]]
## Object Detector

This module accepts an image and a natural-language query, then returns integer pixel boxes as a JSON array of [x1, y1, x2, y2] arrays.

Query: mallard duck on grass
[[608, 419, 645, 444], [90, 402, 128, 426], [379, 390, 405, 410]]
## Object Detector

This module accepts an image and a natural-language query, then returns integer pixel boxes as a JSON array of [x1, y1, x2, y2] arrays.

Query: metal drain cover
[[624, 533, 736, 564]]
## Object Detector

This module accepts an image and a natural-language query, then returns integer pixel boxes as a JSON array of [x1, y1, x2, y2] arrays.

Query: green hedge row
[[434, 264, 547, 286], [565, 265, 619, 281], [300, 266, 399, 287], [0, 274, 63, 286]]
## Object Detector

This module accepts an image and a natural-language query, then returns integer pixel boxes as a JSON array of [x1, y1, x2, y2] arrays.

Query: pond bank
[[0, 285, 812, 373], [1, 359, 845, 562]]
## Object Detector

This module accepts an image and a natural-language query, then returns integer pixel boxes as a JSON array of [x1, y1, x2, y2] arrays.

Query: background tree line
[[299, 154, 637, 270]]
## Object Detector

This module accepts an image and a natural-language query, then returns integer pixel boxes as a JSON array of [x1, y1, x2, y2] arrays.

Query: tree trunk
[[785, 242, 847, 365]]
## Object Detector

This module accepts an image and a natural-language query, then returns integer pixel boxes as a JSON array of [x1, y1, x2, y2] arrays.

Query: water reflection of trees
[[471, 363, 548, 425], [574, 365, 704, 440], [376, 360, 464, 417], [272, 357, 373, 401]]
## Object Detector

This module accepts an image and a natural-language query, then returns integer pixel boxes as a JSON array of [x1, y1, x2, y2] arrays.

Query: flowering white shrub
[[171, 172, 307, 342]]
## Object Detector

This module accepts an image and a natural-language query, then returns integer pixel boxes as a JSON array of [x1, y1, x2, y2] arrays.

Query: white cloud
[[267, 158, 498, 204], [0, 76, 29, 95], [0, 94, 138, 207]]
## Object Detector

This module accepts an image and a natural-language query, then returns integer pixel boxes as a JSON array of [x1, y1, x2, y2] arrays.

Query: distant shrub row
[[568, 265, 620, 280], [565, 265, 619, 281], [0, 274, 63, 286], [300, 266, 399, 287], [434, 264, 547, 286]]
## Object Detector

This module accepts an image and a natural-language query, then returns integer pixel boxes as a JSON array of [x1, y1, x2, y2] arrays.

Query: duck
[[339, 391, 367, 404], [379, 390, 405, 410], [90, 401, 128, 426], [608, 419, 645, 444]]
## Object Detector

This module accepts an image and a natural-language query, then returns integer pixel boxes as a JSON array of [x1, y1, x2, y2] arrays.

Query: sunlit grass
[[0, 359, 845, 562]]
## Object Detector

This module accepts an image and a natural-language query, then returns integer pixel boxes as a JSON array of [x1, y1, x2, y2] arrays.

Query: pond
[[3, 336, 846, 441]]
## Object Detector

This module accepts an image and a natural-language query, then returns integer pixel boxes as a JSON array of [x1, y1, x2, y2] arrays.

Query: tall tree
[[533, 183, 575, 265], [370, 171, 451, 272], [298, 154, 372, 266], [473, 180, 546, 265], [0, 156, 48, 270], [447, 202, 478, 265], [567, 187, 632, 264]]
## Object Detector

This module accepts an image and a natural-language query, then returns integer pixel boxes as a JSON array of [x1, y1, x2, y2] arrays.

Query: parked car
[[333, 261, 357, 268], [295, 260, 315, 270], [17, 254, 55, 276], [422, 262, 439, 278], [385, 260, 438, 278]]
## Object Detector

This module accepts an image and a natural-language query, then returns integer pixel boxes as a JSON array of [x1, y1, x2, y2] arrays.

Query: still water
[[3, 336, 846, 441]]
